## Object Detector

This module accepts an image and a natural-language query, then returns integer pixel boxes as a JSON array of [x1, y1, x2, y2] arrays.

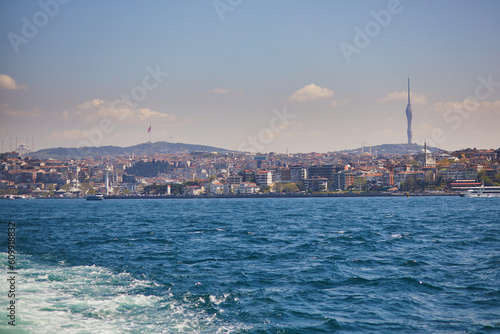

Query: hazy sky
[[1, 0, 499, 153]]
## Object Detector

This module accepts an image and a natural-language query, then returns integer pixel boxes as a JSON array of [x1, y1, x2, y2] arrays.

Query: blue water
[[1, 197, 499, 333]]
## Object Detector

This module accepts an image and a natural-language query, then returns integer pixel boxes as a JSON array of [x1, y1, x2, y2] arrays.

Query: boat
[[9, 195, 32, 200], [86, 193, 104, 200], [460, 186, 500, 197]]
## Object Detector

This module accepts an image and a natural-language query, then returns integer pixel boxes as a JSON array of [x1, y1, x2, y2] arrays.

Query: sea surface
[[1, 196, 499, 333]]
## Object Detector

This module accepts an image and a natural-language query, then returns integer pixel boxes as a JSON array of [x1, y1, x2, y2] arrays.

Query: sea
[[0, 196, 499, 334]]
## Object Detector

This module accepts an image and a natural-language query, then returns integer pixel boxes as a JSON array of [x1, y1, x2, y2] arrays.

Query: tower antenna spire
[[408, 75, 410, 104]]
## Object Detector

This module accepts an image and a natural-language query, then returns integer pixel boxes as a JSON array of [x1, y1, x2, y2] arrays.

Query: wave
[[0, 253, 243, 334]]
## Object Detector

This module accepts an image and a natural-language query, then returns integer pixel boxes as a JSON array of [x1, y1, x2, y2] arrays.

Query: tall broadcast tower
[[405, 76, 413, 144]]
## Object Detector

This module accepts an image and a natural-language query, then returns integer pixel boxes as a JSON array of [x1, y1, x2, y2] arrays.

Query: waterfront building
[[382, 171, 394, 187], [255, 170, 272, 187], [227, 175, 243, 184], [449, 180, 482, 192], [394, 171, 416, 185], [223, 183, 238, 195], [182, 185, 205, 196], [209, 181, 225, 195], [307, 164, 337, 180], [291, 165, 307, 183], [332, 171, 356, 190], [303, 176, 328, 192], [365, 173, 384, 188], [272, 168, 291, 183], [238, 182, 260, 194], [241, 170, 254, 182]]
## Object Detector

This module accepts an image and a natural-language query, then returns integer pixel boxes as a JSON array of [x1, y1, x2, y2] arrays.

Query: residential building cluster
[[1, 147, 499, 198]]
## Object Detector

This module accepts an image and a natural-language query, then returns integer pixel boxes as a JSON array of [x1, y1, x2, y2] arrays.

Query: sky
[[1, 0, 499, 154]]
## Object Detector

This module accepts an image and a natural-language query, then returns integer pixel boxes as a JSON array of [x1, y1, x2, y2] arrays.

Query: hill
[[334, 143, 443, 156], [30, 141, 233, 159]]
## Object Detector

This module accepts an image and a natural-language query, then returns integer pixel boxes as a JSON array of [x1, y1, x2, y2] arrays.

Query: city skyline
[[1, 1, 500, 153]]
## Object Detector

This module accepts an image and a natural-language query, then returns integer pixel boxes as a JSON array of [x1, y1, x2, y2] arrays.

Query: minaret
[[424, 141, 427, 167], [104, 166, 111, 196], [405, 76, 413, 145]]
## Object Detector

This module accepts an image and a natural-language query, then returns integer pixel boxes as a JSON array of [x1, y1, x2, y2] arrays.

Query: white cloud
[[273, 120, 304, 140], [210, 88, 230, 94], [209, 88, 244, 97], [0, 103, 42, 118], [377, 91, 427, 104], [47, 129, 84, 141], [480, 100, 500, 110], [77, 98, 105, 109], [0, 74, 27, 90], [138, 108, 177, 121], [331, 98, 350, 107], [61, 98, 178, 123], [288, 83, 334, 103], [433, 99, 500, 114]]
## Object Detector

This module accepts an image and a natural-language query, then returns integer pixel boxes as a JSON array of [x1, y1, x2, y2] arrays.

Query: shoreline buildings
[[1, 147, 499, 197]]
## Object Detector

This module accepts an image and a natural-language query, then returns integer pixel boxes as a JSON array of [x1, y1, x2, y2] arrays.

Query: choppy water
[[1, 197, 499, 333]]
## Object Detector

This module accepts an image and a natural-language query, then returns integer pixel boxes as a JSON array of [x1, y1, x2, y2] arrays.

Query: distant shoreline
[[1, 192, 460, 200], [104, 192, 458, 199]]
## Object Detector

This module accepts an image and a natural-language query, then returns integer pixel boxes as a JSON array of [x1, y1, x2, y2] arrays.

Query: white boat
[[10, 195, 31, 200], [86, 193, 104, 201], [460, 186, 500, 197]]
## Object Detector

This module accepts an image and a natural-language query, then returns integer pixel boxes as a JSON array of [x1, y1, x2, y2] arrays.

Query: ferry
[[86, 193, 104, 201], [4, 195, 34, 200], [460, 186, 500, 198]]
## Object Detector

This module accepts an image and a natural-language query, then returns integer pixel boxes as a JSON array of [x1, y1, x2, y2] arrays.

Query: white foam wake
[[0, 253, 241, 333]]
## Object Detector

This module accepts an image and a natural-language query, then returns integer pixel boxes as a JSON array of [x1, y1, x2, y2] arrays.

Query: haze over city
[[1, 0, 499, 153]]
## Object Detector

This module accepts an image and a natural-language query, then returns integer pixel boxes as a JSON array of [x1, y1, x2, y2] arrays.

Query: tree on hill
[[183, 179, 203, 186], [436, 159, 451, 168], [398, 177, 416, 192], [125, 160, 173, 177], [477, 171, 492, 186], [273, 182, 284, 193], [143, 183, 182, 195], [283, 183, 299, 193], [494, 174, 500, 186]]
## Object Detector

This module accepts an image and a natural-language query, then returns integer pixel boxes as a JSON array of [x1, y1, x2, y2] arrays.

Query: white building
[[238, 182, 260, 194], [416, 149, 436, 167], [182, 186, 205, 196], [227, 175, 243, 184], [223, 183, 238, 195], [291, 166, 307, 183], [255, 171, 272, 187], [209, 181, 225, 195]]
